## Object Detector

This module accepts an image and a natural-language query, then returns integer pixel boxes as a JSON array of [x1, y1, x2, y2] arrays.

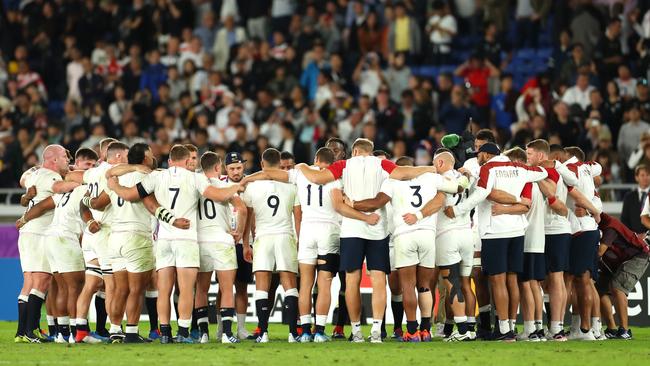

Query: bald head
[[433, 149, 455, 173], [42, 144, 70, 175], [43, 144, 66, 161]]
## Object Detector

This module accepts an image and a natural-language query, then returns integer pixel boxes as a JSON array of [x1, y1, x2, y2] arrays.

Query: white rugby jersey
[[48, 185, 87, 240], [197, 177, 235, 245], [564, 157, 602, 233], [83, 162, 114, 225], [139, 166, 211, 241], [437, 169, 472, 235], [454, 155, 548, 239], [543, 167, 571, 235], [241, 180, 299, 237], [381, 173, 449, 237], [462, 157, 481, 231], [524, 183, 545, 253], [21, 167, 62, 235], [288, 167, 341, 226], [109, 171, 151, 235], [327, 156, 396, 240]]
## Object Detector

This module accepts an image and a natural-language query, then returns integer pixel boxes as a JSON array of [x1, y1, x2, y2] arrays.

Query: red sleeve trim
[[546, 168, 560, 183], [477, 164, 492, 189], [380, 159, 396, 174], [521, 183, 533, 200], [327, 160, 347, 180], [566, 162, 580, 178], [548, 196, 557, 205]]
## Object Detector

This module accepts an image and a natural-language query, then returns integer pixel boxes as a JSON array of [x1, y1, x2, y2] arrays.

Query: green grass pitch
[[1, 322, 649, 365]]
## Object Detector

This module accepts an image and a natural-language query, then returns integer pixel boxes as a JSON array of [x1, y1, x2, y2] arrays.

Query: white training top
[[241, 180, 299, 237], [21, 167, 62, 235], [139, 167, 211, 241], [48, 185, 87, 241], [524, 183, 546, 253], [197, 177, 235, 245], [437, 169, 472, 236], [381, 173, 447, 238], [109, 171, 151, 235], [543, 167, 572, 235], [563, 157, 602, 233], [288, 167, 341, 226], [83, 162, 114, 226]]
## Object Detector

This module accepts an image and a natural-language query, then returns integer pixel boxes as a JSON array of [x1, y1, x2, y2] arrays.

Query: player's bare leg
[[59, 271, 84, 341], [472, 264, 492, 337], [123, 270, 151, 342], [489, 273, 511, 337], [417, 266, 434, 340], [531, 280, 544, 336], [156, 267, 176, 342], [388, 271, 403, 338], [194, 272, 212, 342], [599, 293, 616, 331], [110, 270, 129, 333], [234, 280, 249, 338], [279, 271, 299, 340], [506, 273, 519, 332], [216, 270, 237, 341], [345, 269, 364, 340], [547, 271, 567, 337], [611, 287, 629, 330], [298, 263, 316, 338], [440, 264, 469, 341], [574, 272, 593, 333], [176, 267, 198, 340], [314, 270, 334, 339], [368, 270, 387, 341], [398, 265, 418, 340], [74, 264, 104, 342], [589, 281, 603, 338], [102, 273, 116, 335], [461, 276, 476, 335], [518, 280, 535, 339]]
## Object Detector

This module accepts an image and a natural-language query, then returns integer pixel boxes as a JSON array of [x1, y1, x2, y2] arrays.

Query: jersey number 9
[[267, 195, 279, 216]]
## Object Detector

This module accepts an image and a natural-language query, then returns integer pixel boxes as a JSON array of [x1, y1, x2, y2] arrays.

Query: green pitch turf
[[1, 322, 649, 366]]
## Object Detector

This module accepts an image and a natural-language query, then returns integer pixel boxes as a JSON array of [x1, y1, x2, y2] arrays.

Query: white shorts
[[298, 223, 340, 264], [472, 227, 481, 267], [156, 239, 199, 270], [393, 230, 436, 269], [253, 233, 297, 273], [436, 229, 474, 276], [18, 233, 51, 273], [109, 232, 155, 273], [81, 227, 112, 271], [198, 241, 238, 272], [47, 236, 85, 273], [389, 238, 396, 271]]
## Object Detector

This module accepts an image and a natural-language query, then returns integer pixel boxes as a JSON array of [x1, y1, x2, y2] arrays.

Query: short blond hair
[[351, 138, 374, 153]]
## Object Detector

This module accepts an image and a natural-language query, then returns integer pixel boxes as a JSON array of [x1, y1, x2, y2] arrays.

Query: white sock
[[70, 318, 76, 327], [30, 289, 46, 299], [125, 325, 138, 334], [76, 318, 88, 326], [591, 317, 601, 331], [300, 315, 312, 326], [550, 321, 562, 335], [508, 319, 516, 331], [109, 323, 122, 334], [178, 318, 191, 328], [237, 314, 246, 330], [371, 319, 382, 334], [523, 320, 535, 335], [498, 320, 510, 334], [315, 315, 327, 327], [454, 316, 467, 324], [57, 316, 70, 326], [351, 321, 362, 335], [46, 315, 56, 326], [467, 316, 476, 324]]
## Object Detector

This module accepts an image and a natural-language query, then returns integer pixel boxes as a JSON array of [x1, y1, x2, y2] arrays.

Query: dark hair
[[280, 151, 295, 161], [106, 141, 129, 157], [262, 148, 281, 166], [282, 121, 295, 135], [504, 147, 527, 163], [128, 143, 150, 165], [550, 144, 565, 153], [565, 146, 585, 162], [635, 164, 649, 176], [99, 137, 118, 152], [169, 144, 190, 161], [475, 129, 496, 143], [75, 147, 99, 161], [373, 150, 391, 159], [200, 151, 222, 171], [315, 147, 335, 164], [395, 156, 414, 166]]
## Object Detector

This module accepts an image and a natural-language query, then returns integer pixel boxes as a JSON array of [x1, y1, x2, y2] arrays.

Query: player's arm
[[80, 198, 101, 233], [568, 188, 601, 219], [241, 207, 254, 263], [403, 191, 446, 225], [523, 166, 548, 182], [107, 176, 144, 202], [105, 164, 151, 178], [202, 184, 241, 202], [331, 188, 380, 225], [16, 197, 55, 228], [240, 169, 290, 186], [555, 163, 579, 186], [52, 180, 80, 193], [492, 203, 530, 215], [64, 170, 85, 183], [297, 163, 335, 185], [351, 192, 391, 212], [388, 166, 436, 180], [142, 194, 190, 229], [20, 186, 37, 207], [293, 205, 302, 242], [87, 191, 111, 211], [230, 196, 248, 242], [450, 186, 490, 218], [547, 196, 569, 217]]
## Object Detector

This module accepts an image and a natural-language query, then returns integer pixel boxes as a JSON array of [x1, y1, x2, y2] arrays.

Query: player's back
[[524, 183, 546, 253], [48, 185, 87, 240], [565, 158, 601, 231], [438, 169, 472, 235], [384, 173, 440, 237], [150, 167, 202, 241], [110, 171, 151, 235], [21, 167, 61, 234], [83, 162, 114, 224], [197, 177, 234, 244], [243, 180, 297, 237], [544, 168, 571, 234], [291, 167, 340, 225]]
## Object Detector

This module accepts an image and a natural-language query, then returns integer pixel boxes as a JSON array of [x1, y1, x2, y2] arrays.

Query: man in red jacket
[[596, 213, 650, 340]]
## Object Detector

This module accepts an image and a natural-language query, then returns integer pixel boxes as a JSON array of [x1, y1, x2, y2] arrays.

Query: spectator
[[194, 11, 217, 53], [562, 72, 595, 111], [384, 53, 411, 103], [352, 52, 384, 100], [278, 120, 309, 163], [477, 22, 506, 69], [549, 101, 580, 146], [439, 84, 478, 135], [357, 11, 387, 58], [515, 0, 551, 49], [454, 54, 500, 124], [615, 64, 637, 101], [595, 19, 624, 82], [388, 2, 421, 62], [426, 0, 457, 65], [244, 0, 272, 40], [77, 58, 104, 109], [560, 43, 590, 85], [618, 104, 650, 168], [491, 73, 518, 143], [570, 4, 602, 60], [621, 165, 650, 233], [212, 15, 247, 72], [140, 50, 168, 101]]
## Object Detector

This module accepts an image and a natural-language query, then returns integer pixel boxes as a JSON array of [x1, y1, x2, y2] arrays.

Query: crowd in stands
[[2, 0, 650, 188]]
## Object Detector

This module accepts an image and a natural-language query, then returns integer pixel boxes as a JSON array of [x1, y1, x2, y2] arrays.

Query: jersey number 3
[[410, 185, 422, 208]]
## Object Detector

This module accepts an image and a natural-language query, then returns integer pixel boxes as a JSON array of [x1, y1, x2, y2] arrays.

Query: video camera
[[441, 129, 476, 169]]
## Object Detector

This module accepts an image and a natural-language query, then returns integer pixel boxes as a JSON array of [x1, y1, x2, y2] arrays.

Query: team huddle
[[13, 129, 646, 345]]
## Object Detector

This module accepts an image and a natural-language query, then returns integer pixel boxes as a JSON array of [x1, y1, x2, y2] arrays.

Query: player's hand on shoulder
[[364, 212, 380, 225], [26, 186, 37, 200], [444, 206, 455, 219], [135, 164, 152, 175], [172, 217, 191, 230], [107, 176, 118, 190], [402, 213, 417, 225]]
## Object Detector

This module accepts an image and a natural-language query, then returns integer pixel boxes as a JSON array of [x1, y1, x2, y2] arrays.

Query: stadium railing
[[0, 184, 638, 219]]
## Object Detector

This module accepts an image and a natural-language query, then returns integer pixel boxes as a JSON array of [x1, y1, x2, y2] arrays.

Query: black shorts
[[340, 237, 390, 274], [569, 230, 599, 277], [545, 234, 571, 273], [481, 236, 524, 276], [235, 244, 253, 284], [317, 253, 340, 274], [519, 252, 546, 281]]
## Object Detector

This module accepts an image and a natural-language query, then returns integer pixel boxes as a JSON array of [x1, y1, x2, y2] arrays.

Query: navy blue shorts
[[235, 244, 253, 283], [545, 234, 571, 273], [569, 230, 599, 277], [340, 237, 390, 274], [519, 252, 546, 281], [481, 236, 524, 275]]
